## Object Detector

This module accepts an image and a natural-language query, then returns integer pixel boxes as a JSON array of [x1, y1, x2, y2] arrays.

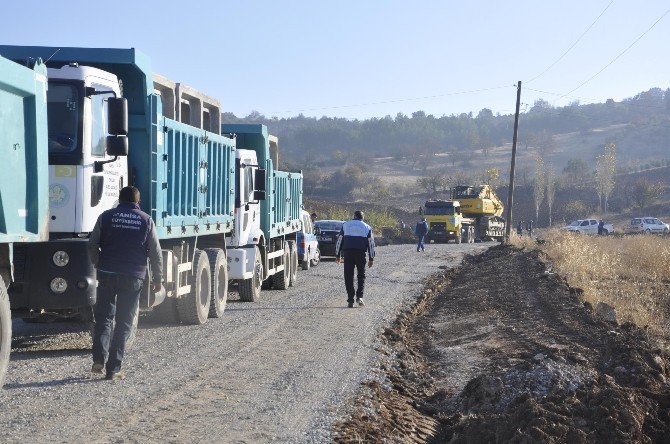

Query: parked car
[[297, 211, 320, 270], [313, 219, 344, 257], [561, 219, 614, 234], [625, 217, 669, 235]]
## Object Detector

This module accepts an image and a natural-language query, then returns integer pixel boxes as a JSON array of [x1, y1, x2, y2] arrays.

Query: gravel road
[[0, 243, 487, 443]]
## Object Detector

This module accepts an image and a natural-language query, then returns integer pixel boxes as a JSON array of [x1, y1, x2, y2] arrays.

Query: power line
[[527, 0, 614, 84], [558, 8, 670, 100], [525, 87, 599, 103], [268, 85, 513, 115]]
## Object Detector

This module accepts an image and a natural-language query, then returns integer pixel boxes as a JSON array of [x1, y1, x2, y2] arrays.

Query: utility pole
[[504, 81, 522, 242]]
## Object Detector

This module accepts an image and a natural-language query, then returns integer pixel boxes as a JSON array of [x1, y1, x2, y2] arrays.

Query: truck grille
[[430, 222, 446, 231]]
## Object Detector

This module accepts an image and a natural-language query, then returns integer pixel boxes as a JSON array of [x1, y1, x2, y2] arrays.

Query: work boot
[[357, 298, 365, 307], [91, 362, 105, 376], [105, 370, 125, 381], [348, 302, 354, 308]]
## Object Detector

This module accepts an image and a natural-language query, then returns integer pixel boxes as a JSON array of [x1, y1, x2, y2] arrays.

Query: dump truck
[[0, 46, 303, 336], [422, 184, 505, 243], [0, 55, 50, 386]]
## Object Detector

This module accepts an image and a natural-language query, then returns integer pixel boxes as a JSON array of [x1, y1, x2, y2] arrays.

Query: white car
[[561, 219, 614, 235], [625, 217, 669, 235]]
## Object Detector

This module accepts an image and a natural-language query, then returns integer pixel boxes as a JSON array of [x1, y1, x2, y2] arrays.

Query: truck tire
[[288, 241, 298, 287], [301, 248, 311, 271], [272, 245, 290, 290], [311, 247, 321, 267], [239, 246, 262, 302], [0, 276, 10, 387], [177, 250, 211, 325], [205, 248, 228, 319]]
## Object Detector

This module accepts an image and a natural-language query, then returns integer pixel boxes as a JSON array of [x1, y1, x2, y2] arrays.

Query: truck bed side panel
[[270, 170, 303, 238], [156, 116, 235, 239], [0, 57, 48, 243]]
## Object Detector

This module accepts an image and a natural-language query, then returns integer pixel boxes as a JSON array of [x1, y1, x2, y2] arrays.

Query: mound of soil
[[334, 245, 670, 443]]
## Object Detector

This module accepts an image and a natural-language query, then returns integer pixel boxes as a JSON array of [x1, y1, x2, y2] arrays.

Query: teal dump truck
[[0, 55, 50, 385], [222, 124, 303, 301], [0, 46, 303, 336]]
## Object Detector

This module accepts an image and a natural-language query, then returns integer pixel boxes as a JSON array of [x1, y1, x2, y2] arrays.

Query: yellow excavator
[[421, 184, 505, 243]]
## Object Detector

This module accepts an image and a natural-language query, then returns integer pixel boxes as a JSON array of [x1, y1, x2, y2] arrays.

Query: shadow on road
[[4, 376, 104, 390]]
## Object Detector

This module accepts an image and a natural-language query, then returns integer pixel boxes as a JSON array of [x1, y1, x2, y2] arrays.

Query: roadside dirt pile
[[335, 245, 670, 443]]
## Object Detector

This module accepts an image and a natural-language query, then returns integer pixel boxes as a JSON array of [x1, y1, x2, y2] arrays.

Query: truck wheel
[[0, 276, 10, 387], [311, 247, 321, 267], [301, 248, 311, 271], [239, 246, 262, 302], [272, 245, 290, 290], [205, 248, 228, 319], [177, 250, 211, 325], [288, 242, 298, 287]]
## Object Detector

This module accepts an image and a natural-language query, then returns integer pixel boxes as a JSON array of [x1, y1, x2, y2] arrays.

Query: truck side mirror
[[106, 136, 128, 157], [254, 168, 266, 191], [108, 97, 128, 136], [253, 190, 266, 201]]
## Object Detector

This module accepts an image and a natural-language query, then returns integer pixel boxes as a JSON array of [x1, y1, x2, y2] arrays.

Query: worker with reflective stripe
[[335, 210, 376, 308]]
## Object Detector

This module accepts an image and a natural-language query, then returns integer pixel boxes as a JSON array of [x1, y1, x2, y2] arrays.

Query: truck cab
[[6, 60, 129, 318], [47, 64, 127, 235], [422, 200, 467, 243]]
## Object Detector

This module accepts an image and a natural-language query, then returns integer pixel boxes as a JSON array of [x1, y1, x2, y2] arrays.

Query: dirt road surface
[[0, 243, 487, 443], [336, 245, 670, 442]]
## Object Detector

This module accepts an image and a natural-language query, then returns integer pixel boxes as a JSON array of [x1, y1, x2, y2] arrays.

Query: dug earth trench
[[334, 245, 670, 443]]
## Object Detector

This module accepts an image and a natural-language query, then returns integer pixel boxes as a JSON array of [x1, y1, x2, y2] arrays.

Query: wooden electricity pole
[[504, 81, 522, 242]]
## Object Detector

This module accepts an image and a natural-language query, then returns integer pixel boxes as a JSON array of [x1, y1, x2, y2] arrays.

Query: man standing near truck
[[415, 217, 428, 252], [335, 211, 376, 308], [87, 186, 163, 380]]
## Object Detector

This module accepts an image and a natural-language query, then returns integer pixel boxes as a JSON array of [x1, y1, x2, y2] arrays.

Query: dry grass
[[513, 231, 670, 343]]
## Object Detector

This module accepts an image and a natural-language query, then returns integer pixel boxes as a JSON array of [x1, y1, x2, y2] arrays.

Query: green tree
[[628, 179, 664, 211]]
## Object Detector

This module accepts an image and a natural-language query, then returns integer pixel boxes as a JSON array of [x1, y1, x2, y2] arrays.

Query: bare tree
[[533, 155, 545, 223], [479, 167, 500, 187], [545, 164, 557, 227], [595, 143, 616, 214]]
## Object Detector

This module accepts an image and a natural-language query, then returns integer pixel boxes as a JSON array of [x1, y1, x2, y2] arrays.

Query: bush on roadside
[[514, 231, 670, 346]]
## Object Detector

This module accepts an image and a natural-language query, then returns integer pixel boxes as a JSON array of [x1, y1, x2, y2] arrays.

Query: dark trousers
[[92, 271, 143, 374], [417, 235, 425, 252], [343, 249, 367, 303]]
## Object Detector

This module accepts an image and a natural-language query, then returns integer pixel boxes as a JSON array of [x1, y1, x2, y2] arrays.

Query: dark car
[[314, 220, 344, 257]]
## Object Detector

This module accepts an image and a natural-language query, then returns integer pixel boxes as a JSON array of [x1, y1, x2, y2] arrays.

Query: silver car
[[625, 217, 669, 234]]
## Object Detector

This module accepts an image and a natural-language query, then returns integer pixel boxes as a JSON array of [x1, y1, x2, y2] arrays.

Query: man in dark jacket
[[415, 218, 428, 252], [87, 186, 163, 380], [335, 210, 376, 308]]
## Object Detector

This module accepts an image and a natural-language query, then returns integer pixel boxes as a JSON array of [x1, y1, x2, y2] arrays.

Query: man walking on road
[[415, 217, 428, 252], [87, 186, 163, 380], [335, 210, 376, 308]]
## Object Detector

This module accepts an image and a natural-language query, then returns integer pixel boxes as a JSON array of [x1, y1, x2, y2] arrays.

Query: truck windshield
[[314, 221, 343, 231], [424, 206, 455, 216], [47, 84, 80, 154]]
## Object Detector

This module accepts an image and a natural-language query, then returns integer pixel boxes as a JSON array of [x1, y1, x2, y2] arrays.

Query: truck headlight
[[53, 250, 70, 267], [50, 277, 68, 293]]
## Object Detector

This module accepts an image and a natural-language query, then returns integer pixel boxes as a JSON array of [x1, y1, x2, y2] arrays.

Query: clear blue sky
[[2, 0, 668, 119]]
